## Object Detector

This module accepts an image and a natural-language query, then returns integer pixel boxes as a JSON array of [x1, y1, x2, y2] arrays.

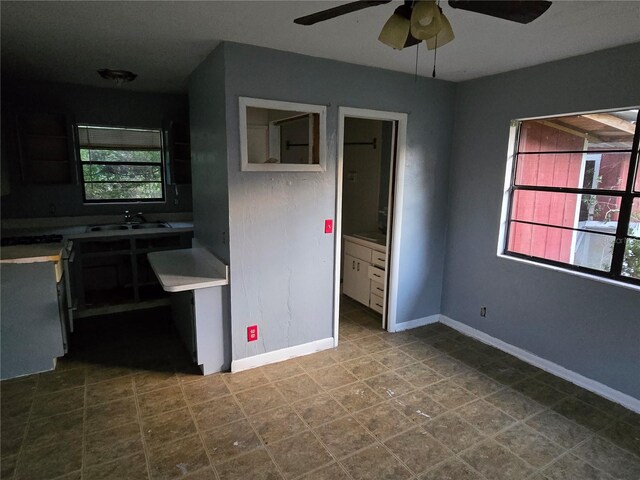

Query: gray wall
[[188, 46, 230, 264], [1, 79, 192, 218], [441, 43, 640, 398], [222, 43, 455, 361]]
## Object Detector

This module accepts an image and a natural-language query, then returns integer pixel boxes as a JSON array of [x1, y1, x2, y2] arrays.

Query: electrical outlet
[[247, 325, 258, 342], [480, 307, 487, 317]]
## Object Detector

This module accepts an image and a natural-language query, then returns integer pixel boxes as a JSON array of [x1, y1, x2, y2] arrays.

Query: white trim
[[391, 314, 441, 332], [238, 97, 327, 172], [230, 337, 334, 373], [439, 315, 640, 414], [334, 106, 408, 343]]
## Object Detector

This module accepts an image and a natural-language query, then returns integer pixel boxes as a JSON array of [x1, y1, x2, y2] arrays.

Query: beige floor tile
[[424, 354, 472, 378], [1, 421, 27, 458], [83, 452, 149, 480], [85, 375, 135, 406], [395, 363, 443, 388], [36, 368, 86, 394], [512, 379, 567, 407], [461, 439, 533, 480], [526, 410, 593, 449], [398, 342, 441, 362], [85, 397, 138, 434], [551, 397, 616, 432], [331, 382, 384, 413], [328, 341, 366, 363], [85, 421, 143, 466], [249, 405, 307, 444], [364, 371, 414, 399], [181, 467, 217, 479], [455, 399, 517, 435], [340, 444, 412, 480], [573, 436, 640, 480], [214, 448, 282, 480], [267, 431, 333, 479], [260, 360, 305, 383], [342, 357, 388, 380], [296, 351, 337, 372], [148, 433, 210, 480], [1, 454, 17, 479], [137, 385, 186, 418], [541, 453, 615, 480], [23, 409, 84, 449], [30, 386, 85, 419], [484, 387, 546, 420], [422, 412, 485, 453], [391, 389, 448, 424], [355, 334, 394, 354], [310, 364, 358, 390], [190, 395, 244, 431], [451, 370, 504, 397], [15, 437, 83, 480], [183, 375, 230, 402], [235, 384, 287, 416], [314, 415, 376, 458], [292, 393, 348, 428], [494, 423, 566, 468], [353, 402, 414, 440], [132, 370, 178, 395], [419, 458, 485, 480], [274, 374, 323, 402], [424, 379, 478, 409], [372, 348, 418, 369], [598, 419, 640, 455], [384, 427, 453, 475], [299, 462, 350, 480], [201, 418, 262, 464], [142, 407, 197, 449]]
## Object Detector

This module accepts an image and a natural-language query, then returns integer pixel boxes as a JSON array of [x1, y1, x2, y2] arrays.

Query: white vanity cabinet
[[343, 235, 386, 313]]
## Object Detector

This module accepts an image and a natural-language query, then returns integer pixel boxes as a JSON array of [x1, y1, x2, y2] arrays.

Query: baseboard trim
[[440, 315, 640, 414], [230, 337, 335, 373], [392, 314, 440, 332]]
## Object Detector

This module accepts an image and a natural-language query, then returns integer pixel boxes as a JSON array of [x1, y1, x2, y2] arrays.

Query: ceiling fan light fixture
[[410, 0, 443, 40], [426, 11, 454, 50], [378, 5, 419, 50], [97, 68, 137, 85]]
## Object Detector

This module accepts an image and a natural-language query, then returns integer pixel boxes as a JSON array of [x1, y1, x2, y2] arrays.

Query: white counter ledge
[[147, 248, 229, 292]]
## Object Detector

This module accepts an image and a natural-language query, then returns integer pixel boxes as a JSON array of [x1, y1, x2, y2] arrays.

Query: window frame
[[76, 124, 167, 204], [500, 107, 640, 287]]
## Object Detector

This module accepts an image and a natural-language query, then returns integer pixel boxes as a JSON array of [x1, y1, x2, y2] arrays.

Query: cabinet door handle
[[373, 272, 381, 278], [357, 262, 360, 272], [375, 303, 383, 308], [352, 260, 356, 269]]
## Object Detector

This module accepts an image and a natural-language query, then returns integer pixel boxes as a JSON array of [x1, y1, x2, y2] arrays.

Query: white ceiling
[[2, 1, 639, 93]]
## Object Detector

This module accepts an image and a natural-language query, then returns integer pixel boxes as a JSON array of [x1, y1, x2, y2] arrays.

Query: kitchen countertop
[[147, 248, 229, 292], [2, 222, 193, 241], [344, 233, 387, 251], [0, 243, 64, 264]]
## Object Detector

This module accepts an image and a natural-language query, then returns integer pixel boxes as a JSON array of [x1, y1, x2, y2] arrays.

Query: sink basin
[[131, 223, 170, 229], [87, 224, 130, 232]]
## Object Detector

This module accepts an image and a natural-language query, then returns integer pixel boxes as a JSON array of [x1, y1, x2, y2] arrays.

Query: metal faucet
[[124, 210, 147, 224]]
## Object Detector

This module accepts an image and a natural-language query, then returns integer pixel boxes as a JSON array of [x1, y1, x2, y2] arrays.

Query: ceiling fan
[[294, 1, 552, 51]]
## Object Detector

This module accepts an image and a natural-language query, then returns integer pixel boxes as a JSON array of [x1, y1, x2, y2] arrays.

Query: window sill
[[497, 253, 640, 293]]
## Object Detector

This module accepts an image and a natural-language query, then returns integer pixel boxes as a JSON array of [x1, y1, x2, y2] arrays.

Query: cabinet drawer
[[370, 280, 384, 297], [344, 241, 371, 263], [369, 293, 384, 314], [372, 250, 386, 269], [368, 265, 384, 283]]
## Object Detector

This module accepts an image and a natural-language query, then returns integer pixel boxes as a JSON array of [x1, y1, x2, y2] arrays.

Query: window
[[78, 125, 165, 202], [502, 108, 640, 286]]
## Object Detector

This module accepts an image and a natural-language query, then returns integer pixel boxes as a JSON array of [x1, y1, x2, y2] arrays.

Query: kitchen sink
[[131, 223, 170, 229], [87, 224, 130, 232], [86, 222, 171, 232]]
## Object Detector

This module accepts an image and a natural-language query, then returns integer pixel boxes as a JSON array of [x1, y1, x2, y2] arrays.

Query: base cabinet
[[343, 237, 387, 313], [343, 253, 371, 305]]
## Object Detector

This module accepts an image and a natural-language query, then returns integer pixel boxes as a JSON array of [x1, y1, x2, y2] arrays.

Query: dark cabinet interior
[[168, 120, 191, 185], [73, 231, 192, 313], [17, 112, 75, 185]]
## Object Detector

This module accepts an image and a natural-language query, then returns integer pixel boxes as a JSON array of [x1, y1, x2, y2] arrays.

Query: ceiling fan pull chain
[[415, 41, 420, 82]]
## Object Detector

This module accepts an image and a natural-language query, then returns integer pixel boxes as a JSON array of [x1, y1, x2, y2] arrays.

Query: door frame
[[333, 107, 408, 346]]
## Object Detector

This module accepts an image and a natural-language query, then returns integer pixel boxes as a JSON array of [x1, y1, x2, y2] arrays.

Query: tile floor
[[1, 299, 639, 480]]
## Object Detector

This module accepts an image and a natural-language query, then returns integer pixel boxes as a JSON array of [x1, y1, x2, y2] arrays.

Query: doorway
[[333, 107, 408, 346]]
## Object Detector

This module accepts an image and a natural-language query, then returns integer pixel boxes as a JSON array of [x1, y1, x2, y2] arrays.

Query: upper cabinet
[[17, 112, 76, 185], [167, 120, 192, 184]]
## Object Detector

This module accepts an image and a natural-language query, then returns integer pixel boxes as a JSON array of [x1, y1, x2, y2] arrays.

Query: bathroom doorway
[[333, 107, 408, 346]]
